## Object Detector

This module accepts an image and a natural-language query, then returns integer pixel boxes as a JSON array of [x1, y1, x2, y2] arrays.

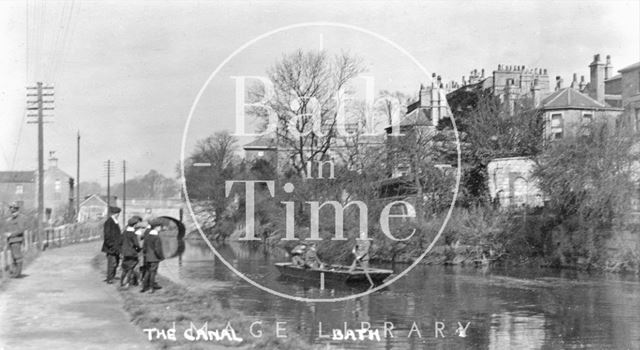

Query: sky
[[0, 0, 638, 183]]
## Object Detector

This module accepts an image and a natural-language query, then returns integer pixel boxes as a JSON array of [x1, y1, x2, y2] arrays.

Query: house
[[77, 194, 119, 222], [77, 194, 109, 222], [0, 171, 36, 215], [385, 76, 456, 178], [539, 86, 622, 140], [0, 153, 74, 220], [243, 136, 278, 164], [42, 154, 75, 221], [615, 61, 640, 133]]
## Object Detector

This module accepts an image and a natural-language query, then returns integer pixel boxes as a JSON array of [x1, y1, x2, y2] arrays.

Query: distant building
[[243, 136, 278, 164], [452, 64, 551, 102], [616, 61, 640, 133], [539, 87, 622, 141], [0, 171, 36, 214], [0, 153, 74, 221], [42, 155, 74, 221], [487, 157, 543, 208], [78, 194, 109, 222], [385, 77, 456, 178]]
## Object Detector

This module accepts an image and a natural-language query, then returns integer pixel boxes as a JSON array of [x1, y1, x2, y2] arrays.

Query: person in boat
[[303, 242, 324, 269], [290, 243, 307, 267], [349, 237, 371, 272]]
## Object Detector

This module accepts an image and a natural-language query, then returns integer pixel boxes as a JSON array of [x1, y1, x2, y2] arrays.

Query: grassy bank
[[92, 254, 317, 350]]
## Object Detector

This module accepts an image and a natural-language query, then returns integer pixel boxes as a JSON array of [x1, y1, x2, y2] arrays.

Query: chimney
[[505, 79, 516, 115], [570, 73, 578, 89], [605, 55, 613, 80], [579, 75, 586, 92], [555, 76, 563, 91], [48, 151, 58, 168], [589, 54, 605, 103], [419, 84, 428, 107], [531, 78, 541, 107]]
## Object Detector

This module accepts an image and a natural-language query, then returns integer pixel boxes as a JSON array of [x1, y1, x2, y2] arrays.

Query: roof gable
[[79, 194, 107, 207]]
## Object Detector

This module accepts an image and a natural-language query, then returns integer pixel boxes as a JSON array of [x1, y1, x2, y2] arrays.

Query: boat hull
[[274, 262, 392, 285]]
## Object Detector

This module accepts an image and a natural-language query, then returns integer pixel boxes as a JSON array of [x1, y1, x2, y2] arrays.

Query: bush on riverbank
[[92, 254, 318, 350]]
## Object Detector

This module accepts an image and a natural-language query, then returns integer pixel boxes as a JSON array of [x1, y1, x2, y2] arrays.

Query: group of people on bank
[[101, 206, 165, 293]]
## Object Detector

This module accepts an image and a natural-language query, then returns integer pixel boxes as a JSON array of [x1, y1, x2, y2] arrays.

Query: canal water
[[160, 236, 640, 349]]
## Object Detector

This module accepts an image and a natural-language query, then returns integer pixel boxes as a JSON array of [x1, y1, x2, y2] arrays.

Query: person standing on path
[[141, 219, 164, 293], [101, 206, 122, 284], [120, 216, 143, 289], [4, 202, 26, 278]]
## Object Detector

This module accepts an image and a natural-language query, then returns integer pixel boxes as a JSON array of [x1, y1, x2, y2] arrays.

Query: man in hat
[[141, 218, 164, 293], [303, 242, 324, 269], [101, 206, 122, 284], [290, 242, 307, 267], [4, 202, 26, 278]]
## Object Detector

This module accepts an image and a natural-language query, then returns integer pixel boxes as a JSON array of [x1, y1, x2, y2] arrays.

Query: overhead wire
[[12, 0, 37, 170]]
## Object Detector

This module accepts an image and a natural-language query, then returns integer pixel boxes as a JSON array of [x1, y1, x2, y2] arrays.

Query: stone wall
[[487, 156, 543, 208]]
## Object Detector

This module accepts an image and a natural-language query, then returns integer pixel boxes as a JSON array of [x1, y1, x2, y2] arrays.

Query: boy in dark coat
[[101, 206, 122, 284], [141, 219, 165, 293], [120, 216, 143, 288]]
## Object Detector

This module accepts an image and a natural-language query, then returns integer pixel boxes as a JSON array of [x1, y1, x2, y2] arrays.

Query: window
[[550, 113, 563, 139], [582, 112, 593, 136], [15, 184, 23, 195], [54, 180, 62, 200]]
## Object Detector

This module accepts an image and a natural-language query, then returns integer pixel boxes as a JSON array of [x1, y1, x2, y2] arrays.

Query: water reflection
[[488, 312, 545, 350], [160, 236, 640, 349]]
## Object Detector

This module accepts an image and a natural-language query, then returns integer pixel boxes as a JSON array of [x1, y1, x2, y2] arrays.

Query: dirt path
[[0, 241, 153, 350]]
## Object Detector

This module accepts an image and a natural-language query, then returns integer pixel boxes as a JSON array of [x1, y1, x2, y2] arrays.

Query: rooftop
[[243, 136, 277, 150], [541, 87, 620, 110], [0, 171, 36, 183], [619, 62, 640, 73]]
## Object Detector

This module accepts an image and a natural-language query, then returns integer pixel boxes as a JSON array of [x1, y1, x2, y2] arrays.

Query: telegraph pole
[[26, 82, 54, 247], [122, 160, 127, 223], [104, 160, 112, 208], [76, 131, 80, 220]]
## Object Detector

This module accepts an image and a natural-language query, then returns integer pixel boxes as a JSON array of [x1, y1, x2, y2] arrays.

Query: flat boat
[[274, 262, 393, 284]]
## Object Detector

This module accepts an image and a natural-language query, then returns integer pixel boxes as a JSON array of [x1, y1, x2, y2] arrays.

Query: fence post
[[2, 244, 8, 280], [1, 245, 5, 280]]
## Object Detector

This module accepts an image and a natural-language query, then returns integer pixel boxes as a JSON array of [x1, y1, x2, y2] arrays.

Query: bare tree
[[183, 131, 239, 220], [251, 50, 366, 178]]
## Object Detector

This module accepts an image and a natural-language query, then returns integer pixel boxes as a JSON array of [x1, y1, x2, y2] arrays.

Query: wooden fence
[[0, 221, 103, 280]]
